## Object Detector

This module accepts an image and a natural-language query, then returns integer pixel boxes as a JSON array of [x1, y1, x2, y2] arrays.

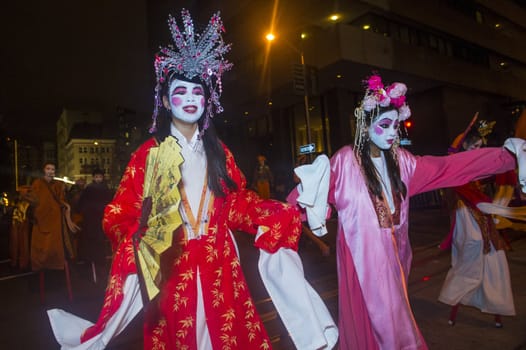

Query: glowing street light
[[265, 31, 312, 145]]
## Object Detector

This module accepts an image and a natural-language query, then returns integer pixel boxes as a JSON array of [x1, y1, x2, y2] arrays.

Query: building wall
[[56, 109, 103, 173], [65, 138, 116, 185]]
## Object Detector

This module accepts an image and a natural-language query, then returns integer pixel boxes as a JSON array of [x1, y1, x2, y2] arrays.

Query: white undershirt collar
[[170, 123, 203, 153], [372, 153, 395, 214]]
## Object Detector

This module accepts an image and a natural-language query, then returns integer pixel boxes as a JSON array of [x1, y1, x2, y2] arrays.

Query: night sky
[[0, 1, 154, 142]]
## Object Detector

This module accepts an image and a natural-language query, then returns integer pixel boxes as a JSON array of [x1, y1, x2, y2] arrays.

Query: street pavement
[[0, 208, 525, 349]]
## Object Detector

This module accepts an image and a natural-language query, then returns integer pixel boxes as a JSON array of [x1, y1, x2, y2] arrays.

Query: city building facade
[[57, 109, 103, 174], [176, 0, 526, 178], [64, 137, 116, 185]]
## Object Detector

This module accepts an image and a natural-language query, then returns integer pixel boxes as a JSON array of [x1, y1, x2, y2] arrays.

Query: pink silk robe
[[330, 146, 515, 350]]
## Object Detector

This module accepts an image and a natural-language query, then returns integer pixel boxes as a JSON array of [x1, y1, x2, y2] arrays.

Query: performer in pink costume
[[290, 73, 526, 349]]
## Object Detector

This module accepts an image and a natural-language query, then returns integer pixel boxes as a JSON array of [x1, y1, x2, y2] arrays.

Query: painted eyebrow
[[376, 118, 394, 124], [172, 86, 187, 93]]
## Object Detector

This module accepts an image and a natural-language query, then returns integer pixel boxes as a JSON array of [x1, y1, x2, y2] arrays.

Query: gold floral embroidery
[[128, 165, 137, 179], [124, 244, 135, 266], [205, 245, 219, 262], [176, 316, 194, 339], [151, 319, 167, 350], [222, 308, 236, 321], [171, 291, 189, 311], [233, 280, 245, 299], [174, 280, 188, 291], [179, 268, 194, 282], [260, 340, 271, 349], [271, 222, 282, 232], [243, 299, 255, 318], [107, 203, 122, 215], [209, 223, 218, 235], [115, 186, 126, 196], [219, 334, 238, 349], [223, 239, 231, 257], [212, 288, 225, 307]]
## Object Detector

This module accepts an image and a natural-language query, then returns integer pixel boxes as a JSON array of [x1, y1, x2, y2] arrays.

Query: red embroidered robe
[[82, 138, 301, 349]]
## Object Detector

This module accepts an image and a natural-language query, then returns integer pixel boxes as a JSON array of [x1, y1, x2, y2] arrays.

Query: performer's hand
[[68, 221, 81, 233]]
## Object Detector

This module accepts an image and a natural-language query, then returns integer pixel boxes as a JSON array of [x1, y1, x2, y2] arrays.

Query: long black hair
[[358, 105, 407, 201], [154, 73, 237, 197]]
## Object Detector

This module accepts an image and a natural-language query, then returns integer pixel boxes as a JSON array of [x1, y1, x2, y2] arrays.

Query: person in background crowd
[[26, 162, 79, 272], [252, 154, 274, 199], [9, 186, 32, 271], [77, 168, 113, 283], [67, 177, 86, 260]]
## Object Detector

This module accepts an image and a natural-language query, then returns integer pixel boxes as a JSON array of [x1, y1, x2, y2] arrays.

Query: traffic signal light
[[400, 120, 413, 146]]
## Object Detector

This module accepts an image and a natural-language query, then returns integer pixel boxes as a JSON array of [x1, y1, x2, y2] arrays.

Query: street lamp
[[265, 32, 312, 146]]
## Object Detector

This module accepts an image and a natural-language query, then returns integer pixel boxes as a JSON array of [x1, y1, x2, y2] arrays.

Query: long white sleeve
[[256, 225, 338, 350], [47, 274, 143, 350], [294, 155, 331, 236], [504, 138, 526, 192]]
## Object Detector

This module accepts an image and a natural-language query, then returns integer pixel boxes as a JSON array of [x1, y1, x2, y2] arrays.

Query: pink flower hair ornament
[[359, 75, 411, 120]]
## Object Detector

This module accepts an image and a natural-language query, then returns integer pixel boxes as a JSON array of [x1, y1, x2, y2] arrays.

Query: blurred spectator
[[67, 177, 86, 259], [9, 186, 32, 270], [26, 162, 79, 271], [77, 168, 113, 283], [252, 154, 274, 199]]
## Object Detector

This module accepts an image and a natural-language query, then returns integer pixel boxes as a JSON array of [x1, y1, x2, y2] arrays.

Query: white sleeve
[[477, 202, 526, 222], [492, 184, 514, 207], [294, 155, 331, 236], [47, 274, 143, 350], [503, 138, 526, 192], [257, 245, 338, 350]]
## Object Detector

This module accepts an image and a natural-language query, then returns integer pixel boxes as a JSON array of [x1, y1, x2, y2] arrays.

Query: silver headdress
[[150, 9, 233, 134], [354, 73, 411, 154]]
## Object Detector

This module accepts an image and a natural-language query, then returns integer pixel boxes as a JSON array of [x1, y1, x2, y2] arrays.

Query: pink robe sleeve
[[409, 147, 516, 196]]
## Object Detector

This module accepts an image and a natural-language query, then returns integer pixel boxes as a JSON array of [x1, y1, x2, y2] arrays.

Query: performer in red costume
[[439, 121, 518, 328], [47, 8, 337, 350]]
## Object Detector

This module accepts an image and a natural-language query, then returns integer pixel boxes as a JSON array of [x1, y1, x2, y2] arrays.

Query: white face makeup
[[167, 79, 206, 124], [368, 109, 400, 151]]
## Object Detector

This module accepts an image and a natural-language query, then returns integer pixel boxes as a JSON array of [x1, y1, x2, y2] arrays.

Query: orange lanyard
[[179, 178, 213, 238]]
